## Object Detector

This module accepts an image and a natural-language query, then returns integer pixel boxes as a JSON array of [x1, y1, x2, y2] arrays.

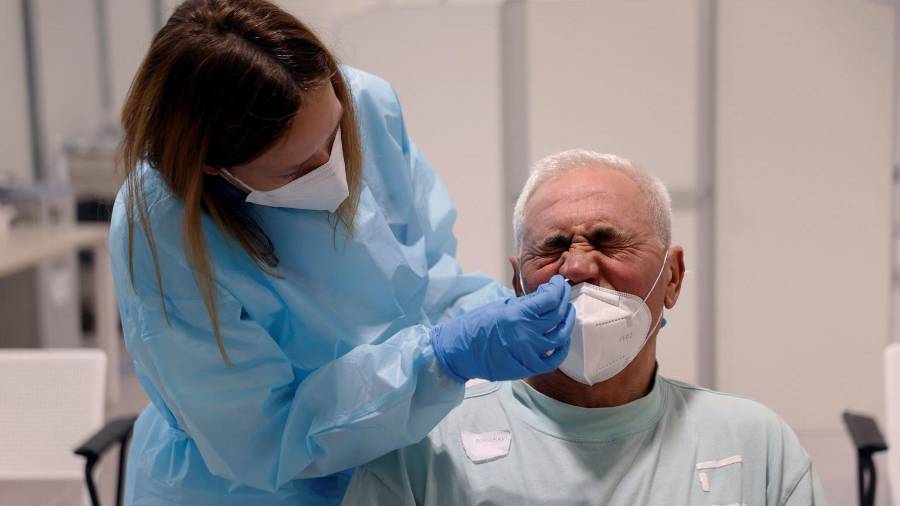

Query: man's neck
[[524, 348, 658, 408]]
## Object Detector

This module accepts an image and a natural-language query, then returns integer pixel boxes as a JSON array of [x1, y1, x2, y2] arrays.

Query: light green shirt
[[342, 375, 825, 506]]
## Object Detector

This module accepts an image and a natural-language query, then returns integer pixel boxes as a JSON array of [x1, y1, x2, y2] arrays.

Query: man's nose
[[557, 250, 602, 287]]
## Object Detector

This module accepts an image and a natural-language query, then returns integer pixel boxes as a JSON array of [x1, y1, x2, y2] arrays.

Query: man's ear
[[203, 165, 221, 176], [663, 246, 686, 309], [509, 256, 523, 296]]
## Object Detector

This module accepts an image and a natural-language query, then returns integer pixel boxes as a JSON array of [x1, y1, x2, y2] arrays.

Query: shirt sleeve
[[781, 463, 827, 506], [759, 410, 827, 506]]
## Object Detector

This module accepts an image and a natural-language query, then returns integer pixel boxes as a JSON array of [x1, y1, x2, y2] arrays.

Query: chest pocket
[[695, 455, 745, 506]]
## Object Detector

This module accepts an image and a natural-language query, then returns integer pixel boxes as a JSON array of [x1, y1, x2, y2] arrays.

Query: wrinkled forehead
[[522, 166, 654, 245]]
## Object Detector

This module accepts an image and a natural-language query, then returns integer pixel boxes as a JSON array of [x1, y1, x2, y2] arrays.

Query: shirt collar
[[503, 374, 667, 443]]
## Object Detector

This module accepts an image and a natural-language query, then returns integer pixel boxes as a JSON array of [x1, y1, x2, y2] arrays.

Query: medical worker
[[110, 1, 574, 505]]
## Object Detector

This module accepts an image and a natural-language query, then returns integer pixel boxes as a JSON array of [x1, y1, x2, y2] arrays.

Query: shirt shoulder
[[662, 376, 787, 428], [661, 376, 815, 504], [661, 376, 801, 455]]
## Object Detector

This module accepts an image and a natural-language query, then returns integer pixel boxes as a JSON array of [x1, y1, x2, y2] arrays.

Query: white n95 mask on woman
[[559, 251, 668, 386], [221, 128, 349, 212]]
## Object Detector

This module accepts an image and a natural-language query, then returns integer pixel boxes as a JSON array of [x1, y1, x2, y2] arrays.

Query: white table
[[0, 224, 119, 402]]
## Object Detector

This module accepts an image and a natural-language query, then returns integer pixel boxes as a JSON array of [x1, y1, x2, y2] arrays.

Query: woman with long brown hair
[[112, 1, 574, 504]]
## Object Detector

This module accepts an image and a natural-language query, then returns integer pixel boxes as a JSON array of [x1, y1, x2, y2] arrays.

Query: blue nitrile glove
[[431, 275, 575, 383]]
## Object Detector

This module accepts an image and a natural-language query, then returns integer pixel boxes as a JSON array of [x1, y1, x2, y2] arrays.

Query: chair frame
[[74, 416, 138, 506], [842, 411, 888, 506]]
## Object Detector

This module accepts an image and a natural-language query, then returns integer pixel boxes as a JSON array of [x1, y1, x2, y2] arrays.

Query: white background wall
[[32, 0, 104, 175], [334, 3, 507, 280], [716, 2, 895, 502], [106, 0, 157, 118], [0, 1, 897, 503], [717, 0, 894, 435], [0, 1, 32, 185], [1, 0, 159, 184]]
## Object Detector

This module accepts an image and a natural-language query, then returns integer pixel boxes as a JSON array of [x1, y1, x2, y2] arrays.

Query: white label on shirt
[[695, 454, 743, 470], [698, 471, 711, 492], [461, 431, 512, 464]]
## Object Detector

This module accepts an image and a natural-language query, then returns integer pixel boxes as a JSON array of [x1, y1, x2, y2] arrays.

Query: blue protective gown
[[110, 66, 510, 505]]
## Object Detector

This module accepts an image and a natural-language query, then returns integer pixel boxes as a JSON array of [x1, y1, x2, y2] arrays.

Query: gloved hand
[[431, 275, 575, 383]]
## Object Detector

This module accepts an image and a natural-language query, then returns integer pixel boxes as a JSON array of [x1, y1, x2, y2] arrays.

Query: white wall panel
[[717, 0, 895, 431], [280, 0, 384, 47], [0, 1, 33, 184], [657, 209, 700, 385], [107, 0, 157, 119], [34, 0, 103, 173], [524, 0, 701, 193], [335, 5, 507, 280]]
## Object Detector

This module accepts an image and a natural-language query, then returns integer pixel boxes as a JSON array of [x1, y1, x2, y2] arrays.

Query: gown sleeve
[[114, 195, 464, 493]]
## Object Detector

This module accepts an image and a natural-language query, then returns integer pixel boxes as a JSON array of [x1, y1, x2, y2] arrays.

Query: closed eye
[[539, 234, 571, 254], [271, 123, 341, 181], [587, 227, 630, 249]]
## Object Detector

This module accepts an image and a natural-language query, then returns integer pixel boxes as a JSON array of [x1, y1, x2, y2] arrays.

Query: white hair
[[513, 149, 672, 252]]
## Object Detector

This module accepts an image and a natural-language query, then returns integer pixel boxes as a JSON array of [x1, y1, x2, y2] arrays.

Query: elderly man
[[341, 150, 824, 506]]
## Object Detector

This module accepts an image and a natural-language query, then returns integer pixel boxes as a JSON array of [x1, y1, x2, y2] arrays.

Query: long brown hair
[[120, 0, 363, 363]]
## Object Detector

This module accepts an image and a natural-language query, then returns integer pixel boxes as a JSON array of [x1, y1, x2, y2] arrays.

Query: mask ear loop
[[642, 249, 670, 334], [219, 168, 256, 194], [517, 264, 527, 295], [642, 249, 670, 302]]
